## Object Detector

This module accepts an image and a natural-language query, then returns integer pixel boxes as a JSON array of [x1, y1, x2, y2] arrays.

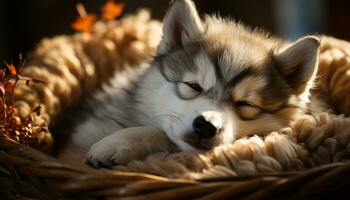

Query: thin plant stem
[[10, 78, 19, 116]]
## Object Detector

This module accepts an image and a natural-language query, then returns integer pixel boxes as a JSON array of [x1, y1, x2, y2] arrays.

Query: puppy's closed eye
[[235, 101, 261, 119], [177, 82, 202, 99]]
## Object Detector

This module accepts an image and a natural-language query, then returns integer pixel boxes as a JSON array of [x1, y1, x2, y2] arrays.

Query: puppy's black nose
[[192, 116, 217, 139]]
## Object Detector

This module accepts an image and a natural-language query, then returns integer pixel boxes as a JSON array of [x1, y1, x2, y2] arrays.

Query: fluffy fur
[[70, 0, 321, 168]]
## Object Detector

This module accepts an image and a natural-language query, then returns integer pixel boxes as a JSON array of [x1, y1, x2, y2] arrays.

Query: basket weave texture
[[1, 11, 350, 199]]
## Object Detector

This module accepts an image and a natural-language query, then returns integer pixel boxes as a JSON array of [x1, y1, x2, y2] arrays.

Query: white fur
[[194, 52, 217, 90], [135, 67, 235, 151]]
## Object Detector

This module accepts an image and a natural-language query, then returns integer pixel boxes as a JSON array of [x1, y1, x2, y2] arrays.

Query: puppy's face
[[148, 0, 319, 151]]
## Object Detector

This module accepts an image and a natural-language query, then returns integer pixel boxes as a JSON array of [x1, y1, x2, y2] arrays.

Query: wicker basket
[[1, 133, 350, 200], [1, 11, 350, 200]]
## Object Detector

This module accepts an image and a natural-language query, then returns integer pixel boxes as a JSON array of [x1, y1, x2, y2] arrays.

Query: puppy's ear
[[274, 36, 320, 94], [157, 0, 203, 54]]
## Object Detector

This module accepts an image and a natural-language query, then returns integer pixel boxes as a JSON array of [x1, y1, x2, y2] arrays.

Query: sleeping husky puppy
[[73, 0, 320, 168]]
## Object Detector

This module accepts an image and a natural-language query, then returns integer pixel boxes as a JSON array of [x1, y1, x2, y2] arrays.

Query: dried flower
[[0, 55, 46, 147], [71, 3, 97, 32], [101, 0, 125, 21], [72, 1, 125, 32]]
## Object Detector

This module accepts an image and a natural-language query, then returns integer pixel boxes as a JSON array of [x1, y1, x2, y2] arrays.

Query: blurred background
[[0, 0, 349, 60]]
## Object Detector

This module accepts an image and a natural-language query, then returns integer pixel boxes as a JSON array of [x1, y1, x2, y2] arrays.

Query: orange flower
[[71, 3, 97, 32], [72, 14, 97, 32], [5, 63, 17, 77], [101, 0, 125, 21]]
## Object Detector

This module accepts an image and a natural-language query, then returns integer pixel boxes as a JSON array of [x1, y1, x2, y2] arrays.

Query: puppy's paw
[[84, 127, 172, 168], [85, 138, 136, 168]]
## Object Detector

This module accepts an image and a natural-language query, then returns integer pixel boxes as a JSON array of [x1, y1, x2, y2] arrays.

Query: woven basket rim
[[1, 133, 349, 199]]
